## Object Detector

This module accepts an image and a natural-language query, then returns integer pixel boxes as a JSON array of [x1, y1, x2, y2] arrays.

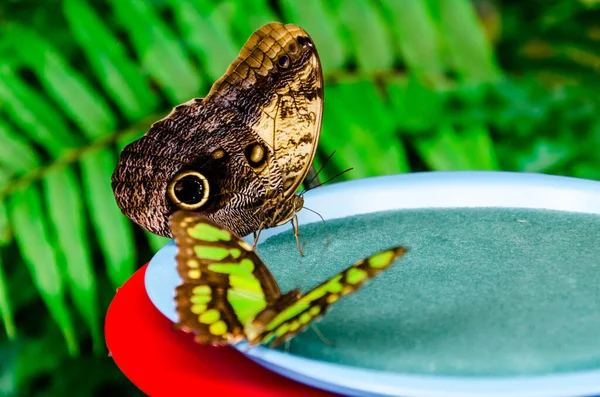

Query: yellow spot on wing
[[191, 304, 207, 314], [194, 246, 230, 261], [187, 269, 201, 279], [187, 259, 199, 268], [341, 285, 353, 295], [193, 285, 211, 295], [299, 312, 311, 324], [190, 295, 211, 304], [275, 323, 290, 336], [346, 267, 368, 284], [209, 320, 228, 335], [326, 294, 339, 304], [266, 274, 347, 332], [209, 263, 251, 276], [188, 223, 232, 241], [324, 276, 344, 293], [275, 323, 290, 337], [309, 306, 321, 316], [368, 250, 395, 268], [301, 275, 343, 303], [239, 258, 255, 272], [199, 309, 221, 324]]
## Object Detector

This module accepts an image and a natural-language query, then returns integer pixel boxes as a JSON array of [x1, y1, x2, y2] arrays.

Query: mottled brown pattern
[[112, 22, 323, 238]]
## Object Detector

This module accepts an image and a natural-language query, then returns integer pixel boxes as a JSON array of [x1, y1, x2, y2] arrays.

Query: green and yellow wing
[[248, 247, 407, 347], [170, 210, 282, 345]]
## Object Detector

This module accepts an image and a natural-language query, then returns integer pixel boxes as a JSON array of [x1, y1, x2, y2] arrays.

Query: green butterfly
[[171, 210, 407, 347]]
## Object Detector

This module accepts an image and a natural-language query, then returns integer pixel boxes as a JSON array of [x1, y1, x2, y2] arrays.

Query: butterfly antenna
[[302, 206, 330, 249], [310, 324, 335, 347], [302, 150, 337, 192], [303, 165, 320, 190], [300, 167, 354, 197]]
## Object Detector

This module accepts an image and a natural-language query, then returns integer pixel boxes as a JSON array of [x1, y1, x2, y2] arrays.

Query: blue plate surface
[[145, 171, 600, 397]]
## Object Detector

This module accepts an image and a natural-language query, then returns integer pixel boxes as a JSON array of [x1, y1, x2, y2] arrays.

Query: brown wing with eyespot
[[205, 22, 324, 198], [111, 23, 322, 239]]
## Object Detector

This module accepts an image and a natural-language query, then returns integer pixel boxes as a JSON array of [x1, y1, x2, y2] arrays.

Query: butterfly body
[[171, 211, 407, 347], [112, 23, 323, 240]]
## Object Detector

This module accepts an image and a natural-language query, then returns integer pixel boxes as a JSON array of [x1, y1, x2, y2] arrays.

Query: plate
[[145, 171, 600, 397]]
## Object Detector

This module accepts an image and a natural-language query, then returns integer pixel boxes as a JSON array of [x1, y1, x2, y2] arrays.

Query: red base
[[105, 264, 337, 396]]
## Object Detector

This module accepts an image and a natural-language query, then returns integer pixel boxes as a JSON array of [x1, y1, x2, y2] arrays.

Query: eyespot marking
[[278, 55, 290, 68], [167, 171, 210, 210], [245, 143, 267, 168], [212, 149, 225, 160]]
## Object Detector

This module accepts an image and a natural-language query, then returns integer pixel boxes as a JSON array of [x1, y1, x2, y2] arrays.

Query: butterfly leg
[[252, 222, 265, 250], [292, 214, 304, 257], [310, 323, 335, 347]]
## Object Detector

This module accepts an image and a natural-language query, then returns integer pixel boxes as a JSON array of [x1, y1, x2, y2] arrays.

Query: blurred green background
[[0, 0, 599, 395]]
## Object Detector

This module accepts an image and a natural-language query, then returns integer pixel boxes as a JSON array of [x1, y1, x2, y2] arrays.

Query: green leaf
[[13, 329, 68, 390], [321, 82, 409, 178], [320, 85, 370, 179], [279, 0, 347, 72], [380, 0, 445, 82], [517, 139, 574, 173], [0, 68, 80, 156], [387, 76, 445, 133], [7, 187, 78, 356], [0, 342, 17, 395], [42, 166, 102, 353], [571, 162, 600, 181], [332, 0, 395, 71], [6, 25, 116, 139], [63, 0, 159, 121], [340, 82, 409, 174], [6, 261, 38, 313], [108, 0, 202, 103], [230, 0, 278, 43], [0, 202, 11, 246], [0, 255, 16, 340], [0, 121, 40, 175], [414, 123, 499, 171], [437, 0, 501, 83], [80, 149, 136, 288], [169, 0, 239, 82], [459, 124, 500, 170], [145, 232, 170, 254], [413, 124, 471, 170], [116, 128, 147, 153]]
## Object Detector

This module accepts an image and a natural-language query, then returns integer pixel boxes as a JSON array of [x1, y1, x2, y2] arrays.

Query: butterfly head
[[260, 194, 304, 228]]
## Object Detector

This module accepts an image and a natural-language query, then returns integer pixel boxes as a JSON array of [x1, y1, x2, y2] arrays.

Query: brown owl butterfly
[[112, 22, 323, 253]]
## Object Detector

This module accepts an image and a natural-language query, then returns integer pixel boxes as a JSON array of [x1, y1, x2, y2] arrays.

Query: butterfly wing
[[206, 22, 324, 198], [247, 247, 408, 347], [171, 211, 282, 345], [112, 22, 323, 239]]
